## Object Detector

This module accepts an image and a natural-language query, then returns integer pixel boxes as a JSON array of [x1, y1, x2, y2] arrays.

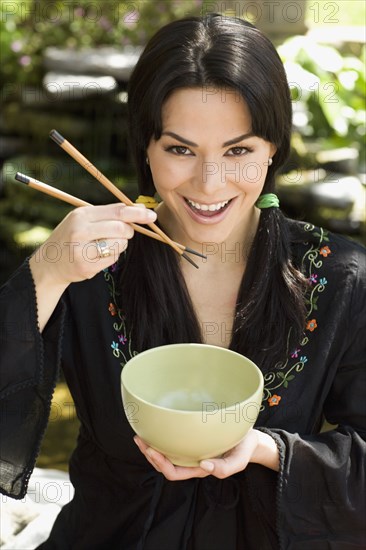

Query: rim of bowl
[[121, 343, 264, 414]]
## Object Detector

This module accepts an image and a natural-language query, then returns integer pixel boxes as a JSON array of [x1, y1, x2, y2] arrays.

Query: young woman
[[1, 14, 365, 549]]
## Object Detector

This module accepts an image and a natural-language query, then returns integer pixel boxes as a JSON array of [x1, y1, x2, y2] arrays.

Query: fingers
[[87, 220, 135, 241], [135, 431, 258, 481], [199, 431, 259, 479], [64, 203, 157, 245], [118, 204, 157, 224], [77, 204, 157, 224], [134, 437, 210, 481], [199, 455, 241, 479], [146, 448, 209, 481], [84, 238, 129, 264]]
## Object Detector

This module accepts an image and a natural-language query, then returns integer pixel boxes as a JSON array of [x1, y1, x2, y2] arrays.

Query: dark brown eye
[[228, 147, 248, 156], [172, 146, 190, 155]]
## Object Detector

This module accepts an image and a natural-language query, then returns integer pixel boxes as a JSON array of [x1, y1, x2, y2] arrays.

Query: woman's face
[[147, 87, 276, 246]]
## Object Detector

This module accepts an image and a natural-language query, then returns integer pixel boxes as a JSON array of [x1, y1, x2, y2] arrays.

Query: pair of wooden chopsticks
[[14, 129, 206, 266]]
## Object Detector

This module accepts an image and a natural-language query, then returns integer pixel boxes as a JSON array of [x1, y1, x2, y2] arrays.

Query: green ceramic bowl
[[121, 343, 264, 466]]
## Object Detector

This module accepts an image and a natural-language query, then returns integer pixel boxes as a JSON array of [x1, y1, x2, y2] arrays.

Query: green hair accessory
[[256, 193, 280, 209]]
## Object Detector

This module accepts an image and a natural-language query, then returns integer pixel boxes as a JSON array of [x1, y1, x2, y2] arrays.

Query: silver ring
[[95, 239, 111, 259]]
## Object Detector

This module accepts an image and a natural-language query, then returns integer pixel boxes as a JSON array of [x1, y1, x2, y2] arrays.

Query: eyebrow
[[161, 131, 254, 147]]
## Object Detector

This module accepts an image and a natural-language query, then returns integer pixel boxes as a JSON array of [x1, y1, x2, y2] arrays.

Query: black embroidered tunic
[[1, 221, 365, 549]]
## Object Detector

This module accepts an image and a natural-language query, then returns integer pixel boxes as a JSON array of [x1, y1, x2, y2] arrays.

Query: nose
[[194, 159, 231, 195]]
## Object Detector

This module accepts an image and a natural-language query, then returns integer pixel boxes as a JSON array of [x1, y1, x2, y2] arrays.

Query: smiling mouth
[[184, 197, 233, 217]]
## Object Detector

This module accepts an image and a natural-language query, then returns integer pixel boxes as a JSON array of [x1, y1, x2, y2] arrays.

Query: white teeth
[[187, 199, 229, 211]]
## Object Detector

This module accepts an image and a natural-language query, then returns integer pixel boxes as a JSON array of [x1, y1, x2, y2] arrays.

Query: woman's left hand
[[134, 428, 279, 481]]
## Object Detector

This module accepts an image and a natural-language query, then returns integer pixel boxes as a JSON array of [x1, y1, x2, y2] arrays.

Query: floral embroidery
[[118, 334, 127, 345], [319, 246, 331, 257], [104, 263, 137, 368], [268, 395, 282, 407], [260, 224, 330, 411], [262, 354, 306, 407], [108, 302, 117, 316], [306, 319, 317, 332]]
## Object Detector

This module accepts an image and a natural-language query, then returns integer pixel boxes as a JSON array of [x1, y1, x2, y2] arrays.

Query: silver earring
[[146, 157, 149, 165], [268, 158, 273, 166]]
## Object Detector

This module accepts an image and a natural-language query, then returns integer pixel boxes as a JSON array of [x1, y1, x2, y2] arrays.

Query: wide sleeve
[[270, 254, 366, 548], [0, 259, 66, 499]]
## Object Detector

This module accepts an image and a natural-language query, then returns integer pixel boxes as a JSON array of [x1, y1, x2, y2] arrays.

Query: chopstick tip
[[182, 252, 199, 269], [184, 246, 207, 260], [49, 129, 65, 145], [15, 172, 30, 185]]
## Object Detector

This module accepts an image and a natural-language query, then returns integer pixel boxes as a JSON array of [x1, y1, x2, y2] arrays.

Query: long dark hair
[[121, 14, 307, 370]]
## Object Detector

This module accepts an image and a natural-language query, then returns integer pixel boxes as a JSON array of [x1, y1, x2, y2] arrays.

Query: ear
[[269, 143, 277, 158]]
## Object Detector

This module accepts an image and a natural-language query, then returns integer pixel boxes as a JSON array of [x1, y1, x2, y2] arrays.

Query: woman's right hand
[[29, 204, 157, 330], [32, 204, 157, 285]]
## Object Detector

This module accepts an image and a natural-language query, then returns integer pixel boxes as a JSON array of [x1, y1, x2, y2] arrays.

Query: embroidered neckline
[[103, 265, 137, 368], [261, 224, 331, 411]]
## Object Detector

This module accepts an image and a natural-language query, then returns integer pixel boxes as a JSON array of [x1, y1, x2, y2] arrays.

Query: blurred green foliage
[[0, 0, 204, 88], [305, 0, 366, 27], [278, 36, 365, 158]]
